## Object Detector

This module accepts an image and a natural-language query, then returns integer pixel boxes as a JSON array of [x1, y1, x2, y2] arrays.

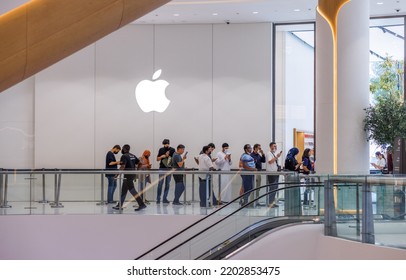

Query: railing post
[[51, 170, 63, 208], [355, 182, 361, 237], [39, 169, 49, 204], [118, 174, 123, 213], [0, 168, 3, 207], [97, 173, 107, 205], [205, 174, 210, 208], [192, 172, 195, 202], [218, 174, 222, 204], [24, 172, 37, 209], [362, 177, 375, 244], [324, 176, 337, 237]]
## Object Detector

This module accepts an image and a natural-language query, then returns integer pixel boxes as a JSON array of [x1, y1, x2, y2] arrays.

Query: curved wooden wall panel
[[0, 0, 170, 93]]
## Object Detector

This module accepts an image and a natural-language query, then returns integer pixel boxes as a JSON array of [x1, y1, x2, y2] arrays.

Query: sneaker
[[163, 200, 170, 204], [156, 200, 160, 204], [172, 202, 183, 206], [134, 204, 147, 211], [112, 204, 124, 210]]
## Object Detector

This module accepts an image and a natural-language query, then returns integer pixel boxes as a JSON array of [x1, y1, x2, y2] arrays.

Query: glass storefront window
[[273, 23, 315, 164], [369, 17, 405, 167]]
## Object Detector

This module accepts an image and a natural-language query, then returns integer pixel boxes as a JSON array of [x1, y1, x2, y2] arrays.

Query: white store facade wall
[[0, 23, 276, 201]]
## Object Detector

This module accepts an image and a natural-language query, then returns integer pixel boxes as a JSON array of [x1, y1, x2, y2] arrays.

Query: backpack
[[162, 147, 175, 168], [285, 157, 296, 171]]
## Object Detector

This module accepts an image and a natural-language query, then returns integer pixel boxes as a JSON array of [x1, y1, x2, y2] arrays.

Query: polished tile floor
[[0, 201, 300, 216], [0, 199, 321, 217]]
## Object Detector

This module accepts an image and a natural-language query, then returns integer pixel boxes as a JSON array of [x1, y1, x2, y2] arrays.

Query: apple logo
[[135, 69, 170, 113]]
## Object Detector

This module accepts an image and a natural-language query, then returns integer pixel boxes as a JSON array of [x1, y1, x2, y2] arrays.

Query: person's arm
[[302, 158, 310, 173], [157, 150, 169, 162], [215, 153, 225, 166], [176, 154, 187, 168], [242, 160, 257, 171], [268, 152, 281, 164], [260, 152, 266, 163]]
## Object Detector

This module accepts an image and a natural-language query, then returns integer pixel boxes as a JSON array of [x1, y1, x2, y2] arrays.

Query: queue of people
[[105, 139, 316, 211]]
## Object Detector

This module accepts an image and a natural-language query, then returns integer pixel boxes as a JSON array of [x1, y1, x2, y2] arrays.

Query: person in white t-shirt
[[266, 142, 283, 207], [215, 143, 232, 203], [371, 151, 386, 172], [198, 145, 219, 207]]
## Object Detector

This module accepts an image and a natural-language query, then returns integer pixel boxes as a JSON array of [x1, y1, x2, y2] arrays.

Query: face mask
[[310, 155, 315, 161]]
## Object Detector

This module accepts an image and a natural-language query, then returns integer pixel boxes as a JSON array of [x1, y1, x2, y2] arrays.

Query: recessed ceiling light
[[173, 13, 180, 17], [377, 2, 384, 4], [253, 11, 259, 14], [212, 13, 218, 16], [294, 9, 301, 12]]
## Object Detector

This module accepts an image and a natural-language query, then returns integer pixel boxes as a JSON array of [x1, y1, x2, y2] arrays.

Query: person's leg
[[242, 175, 253, 205], [113, 178, 129, 209], [199, 178, 208, 207], [163, 172, 171, 203], [210, 178, 219, 205], [173, 178, 185, 204], [107, 176, 115, 203], [254, 175, 262, 205], [156, 172, 164, 203], [138, 174, 145, 202], [128, 178, 146, 210], [268, 175, 279, 206]]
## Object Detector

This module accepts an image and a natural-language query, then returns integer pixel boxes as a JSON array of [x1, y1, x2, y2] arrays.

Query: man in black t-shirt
[[156, 139, 175, 204], [113, 144, 146, 211], [105, 145, 121, 203]]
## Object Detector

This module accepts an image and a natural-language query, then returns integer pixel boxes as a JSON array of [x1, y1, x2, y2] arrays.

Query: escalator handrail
[[135, 181, 324, 259]]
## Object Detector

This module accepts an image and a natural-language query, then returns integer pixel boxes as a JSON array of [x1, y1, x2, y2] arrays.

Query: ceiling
[[1, 0, 405, 24], [137, 0, 406, 24]]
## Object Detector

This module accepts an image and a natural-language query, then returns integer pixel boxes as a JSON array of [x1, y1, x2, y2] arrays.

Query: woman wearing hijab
[[284, 147, 301, 171], [138, 150, 152, 204]]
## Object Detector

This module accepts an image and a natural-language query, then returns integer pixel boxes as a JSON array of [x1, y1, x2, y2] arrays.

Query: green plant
[[364, 56, 405, 148]]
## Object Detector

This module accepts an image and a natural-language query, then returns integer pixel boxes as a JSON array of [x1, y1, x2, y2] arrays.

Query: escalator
[[136, 181, 324, 260], [199, 216, 318, 260]]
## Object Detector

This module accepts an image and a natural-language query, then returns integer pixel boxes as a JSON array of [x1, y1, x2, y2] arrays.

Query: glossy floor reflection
[[0, 200, 320, 217]]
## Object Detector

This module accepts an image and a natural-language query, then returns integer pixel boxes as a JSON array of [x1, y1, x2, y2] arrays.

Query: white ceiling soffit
[[1, 0, 405, 24], [135, 0, 406, 24]]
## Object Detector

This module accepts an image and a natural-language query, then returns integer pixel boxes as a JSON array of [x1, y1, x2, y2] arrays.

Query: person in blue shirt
[[240, 144, 257, 206], [105, 145, 121, 204], [301, 148, 314, 206]]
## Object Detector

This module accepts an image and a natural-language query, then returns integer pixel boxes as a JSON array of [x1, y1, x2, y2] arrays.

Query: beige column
[[316, 0, 370, 174]]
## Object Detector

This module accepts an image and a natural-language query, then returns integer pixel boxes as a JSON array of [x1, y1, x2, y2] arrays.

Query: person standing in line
[[266, 142, 282, 208], [215, 143, 232, 203], [138, 150, 152, 204], [198, 145, 219, 207], [284, 147, 301, 172], [250, 144, 266, 205], [240, 144, 257, 206], [194, 142, 217, 165], [156, 139, 175, 204], [105, 145, 121, 204], [172, 144, 187, 205], [113, 144, 147, 211], [301, 148, 314, 206]]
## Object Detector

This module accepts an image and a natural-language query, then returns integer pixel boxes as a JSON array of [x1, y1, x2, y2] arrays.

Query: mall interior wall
[[0, 23, 273, 171]]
